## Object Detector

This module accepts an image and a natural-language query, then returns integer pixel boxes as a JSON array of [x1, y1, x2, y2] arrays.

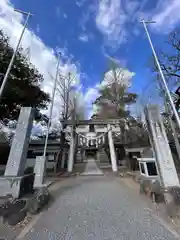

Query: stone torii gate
[[62, 119, 125, 173]]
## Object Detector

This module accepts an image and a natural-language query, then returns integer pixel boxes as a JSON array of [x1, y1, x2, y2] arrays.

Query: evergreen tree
[[0, 30, 50, 121]]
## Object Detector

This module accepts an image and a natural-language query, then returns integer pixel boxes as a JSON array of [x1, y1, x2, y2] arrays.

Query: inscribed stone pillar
[[34, 156, 46, 187], [107, 124, 117, 172], [5, 107, 34, 177], [145, 105, 179, 187], [68, 128, 75, 172]]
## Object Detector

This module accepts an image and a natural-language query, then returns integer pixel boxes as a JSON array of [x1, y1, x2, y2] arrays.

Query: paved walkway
[[20, 176, 179, 240], [80, 158, 103, 176]]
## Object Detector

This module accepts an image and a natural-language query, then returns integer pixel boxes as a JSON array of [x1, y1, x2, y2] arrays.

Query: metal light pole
[[0, 9, 33, 99], [43, 55, 60, 157], [140, 19, 180, 130]]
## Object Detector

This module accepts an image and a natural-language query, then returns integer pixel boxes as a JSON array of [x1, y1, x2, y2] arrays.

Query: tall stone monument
[[145, 105, 180, 216], [145, 104, 179, 188], [0, 107, 34, 198]]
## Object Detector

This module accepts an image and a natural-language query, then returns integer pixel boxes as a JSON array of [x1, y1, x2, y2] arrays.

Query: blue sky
[[0, 0, 180, 120]]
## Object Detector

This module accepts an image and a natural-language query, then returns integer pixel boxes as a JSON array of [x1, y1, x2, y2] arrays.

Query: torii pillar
[[68, 126, 75, 172], [107, 124, 117, 172]]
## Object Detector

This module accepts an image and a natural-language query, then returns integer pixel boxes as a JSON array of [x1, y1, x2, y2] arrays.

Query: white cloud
[[84, 86, 99, 119], [0, 1, 57, 113], [137, 0, 180, 34], [103, 68, 135, 88], [101, 46, 127, 67], [0, 0, 85, 135], [79, 34, 89, 42], [124, 0, 139, 16], [95, 0, 180, 48], [96, 0, 127, 47], [95, 0, 147, 48], [76, 0, 88, 7], [84, 87, 99, 104], [151, 0, 180, 33]]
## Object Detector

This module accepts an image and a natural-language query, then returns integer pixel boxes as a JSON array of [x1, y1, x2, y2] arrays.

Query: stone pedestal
[[5, 107, 34, 177], [0, 174, 34, 198], [34, 156, 46, 188], [164, 187, 180, 217], [0, 176, 23, 198], [107, 124, 117, 172]]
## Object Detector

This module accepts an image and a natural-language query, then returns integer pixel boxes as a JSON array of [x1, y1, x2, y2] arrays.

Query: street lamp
[[43, 54, 61, 157], [140, 19, 180, 130], [0, 9, 33, 99]]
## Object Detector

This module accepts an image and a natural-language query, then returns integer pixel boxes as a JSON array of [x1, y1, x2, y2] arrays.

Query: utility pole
[[140, 19, 180, 131], [43, 55, 60, 157], [0, 9, 33, 99]]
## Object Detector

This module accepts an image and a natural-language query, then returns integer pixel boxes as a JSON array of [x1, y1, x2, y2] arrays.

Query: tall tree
[[92, 63, 137, 119], [0, 30, 50, 121], [57, 72, 74, 121], [55, 72, 85, 171], [56, 72, 85, 122], [90, 63, 150, 150]]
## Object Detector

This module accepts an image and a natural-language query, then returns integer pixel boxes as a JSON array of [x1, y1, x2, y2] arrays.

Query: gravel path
[[21, 176, 179, 240], [80, 158, 103, 175]]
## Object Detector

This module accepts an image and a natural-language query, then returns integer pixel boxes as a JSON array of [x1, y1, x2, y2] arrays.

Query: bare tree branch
[[150, 28, 180, 89]]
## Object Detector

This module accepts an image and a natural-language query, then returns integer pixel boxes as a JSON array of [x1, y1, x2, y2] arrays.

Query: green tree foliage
[[125, 116, 150, 147], [95, 84, 137, 118], [0, 30, 50, 121], [92, 65, 137, 119]]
